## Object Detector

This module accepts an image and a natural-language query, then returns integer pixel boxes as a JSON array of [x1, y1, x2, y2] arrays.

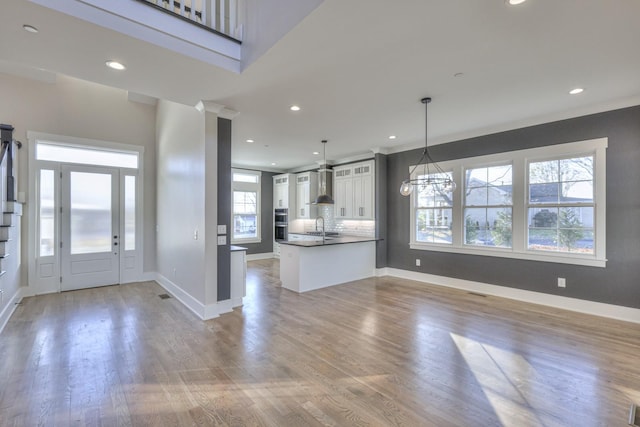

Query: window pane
[[233, 191, 257, 214], [39, 170, 55, 257], [70, 172, 112, 254], [234, 214, 257, 239], [37, 142, 138, 169], [233, 173, 259, 183], [529, 160, 558, 184], [530, 183, 560, 204], [416, 172, 453, 207], [416, 208, 452, 244], [124, 175, 136, 251], [464, 207, 512, 248], [560, 157, 593, 182], [561, 180, 593, 203], [465, 165, 512, 206]]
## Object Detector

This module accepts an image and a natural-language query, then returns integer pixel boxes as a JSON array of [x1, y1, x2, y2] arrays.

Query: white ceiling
[[2, 0, 640, 171]]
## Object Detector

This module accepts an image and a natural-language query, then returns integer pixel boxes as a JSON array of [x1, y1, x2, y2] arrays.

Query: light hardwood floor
[[1, 259, 639, 426]]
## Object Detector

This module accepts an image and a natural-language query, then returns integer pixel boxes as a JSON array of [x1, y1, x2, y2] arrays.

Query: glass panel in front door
[[70, 171, 112, 254]]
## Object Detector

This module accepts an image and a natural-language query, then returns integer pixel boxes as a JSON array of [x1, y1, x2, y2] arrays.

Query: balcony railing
[[139, 0, 242, 42]]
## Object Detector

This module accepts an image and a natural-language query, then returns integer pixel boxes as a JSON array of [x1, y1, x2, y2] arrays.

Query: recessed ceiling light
[[271, 162, 276, 166], [246, 139, 254, 143], [388, 135, 397, 140], [313, 151, 320, 155], [569, 88, 584, 95], [105, 60, 126, 71], [506, 0, 526, 5], [290, 105, 301, 111], [23, 24, 39, 33]]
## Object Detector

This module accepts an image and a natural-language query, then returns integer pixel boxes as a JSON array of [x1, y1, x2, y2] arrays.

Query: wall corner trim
[[382, 268, 640, 324]]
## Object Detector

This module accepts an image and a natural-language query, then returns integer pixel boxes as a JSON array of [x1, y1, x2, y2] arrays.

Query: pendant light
[[400, 97, 457, 196], [314, 140, 335, 205]]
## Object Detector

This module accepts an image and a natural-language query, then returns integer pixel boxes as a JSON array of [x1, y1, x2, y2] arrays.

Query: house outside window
[[409, 138, 607, 267], [232, 169, 261, 243]]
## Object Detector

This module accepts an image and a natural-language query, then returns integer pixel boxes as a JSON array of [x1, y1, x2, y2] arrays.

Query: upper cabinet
[[333, 160, 375, 220], [273, 174, 296, 210], [295, 172, 318, 219]]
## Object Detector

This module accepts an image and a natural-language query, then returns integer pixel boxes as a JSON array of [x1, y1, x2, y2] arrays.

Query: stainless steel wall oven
[[274, 208, 288, 241]]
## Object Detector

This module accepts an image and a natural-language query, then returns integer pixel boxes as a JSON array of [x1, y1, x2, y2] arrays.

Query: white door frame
[[27, 132, 145, 295]]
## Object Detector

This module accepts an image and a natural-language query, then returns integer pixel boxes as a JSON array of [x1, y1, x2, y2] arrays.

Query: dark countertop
[[278, 236, 377, 247], [230, 245, 248, 252]]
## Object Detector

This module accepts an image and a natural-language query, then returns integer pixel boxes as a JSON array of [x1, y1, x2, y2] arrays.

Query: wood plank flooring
[[1, 258, 639, 426]]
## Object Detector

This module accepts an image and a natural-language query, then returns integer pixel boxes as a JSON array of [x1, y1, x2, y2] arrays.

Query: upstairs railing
[[138, 0, 242, 42]]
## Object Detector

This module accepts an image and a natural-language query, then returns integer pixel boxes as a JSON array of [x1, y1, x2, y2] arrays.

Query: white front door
[[60, 165, 120, 291]]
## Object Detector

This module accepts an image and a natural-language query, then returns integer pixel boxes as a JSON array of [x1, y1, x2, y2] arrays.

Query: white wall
[[241, 0, 324, 69], [0, 72, 157, 313], [156, 99, 209, 304]]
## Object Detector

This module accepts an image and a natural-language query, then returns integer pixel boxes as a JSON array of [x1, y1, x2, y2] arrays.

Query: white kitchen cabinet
[[295, 172, 318, 219], [273, 174, 296, 210], [333, 160, 374, 220]]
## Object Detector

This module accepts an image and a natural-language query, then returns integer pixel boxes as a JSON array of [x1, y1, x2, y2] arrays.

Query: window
[[409, 138, 607, 267], [36, 141, 138, 168], [415, 172, 453, 244], [464, 164, 513, 248], [39, 169, 55, 257], [232, 169, 261, 243], [528, 156, 594, 254]]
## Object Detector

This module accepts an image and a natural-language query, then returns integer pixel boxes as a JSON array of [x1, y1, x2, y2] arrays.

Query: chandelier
[[399, 97, 457, 196]]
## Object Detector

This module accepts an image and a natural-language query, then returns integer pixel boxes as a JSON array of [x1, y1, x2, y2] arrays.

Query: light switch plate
[[217, 225, 227, 235], [217, 236, 227, 245]]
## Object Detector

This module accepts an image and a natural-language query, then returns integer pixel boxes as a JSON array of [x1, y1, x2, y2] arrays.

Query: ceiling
[[2, 0, 640, 171]]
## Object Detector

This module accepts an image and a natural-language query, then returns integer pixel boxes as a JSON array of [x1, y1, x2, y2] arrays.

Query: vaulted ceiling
[[2, 0, 640, 171]]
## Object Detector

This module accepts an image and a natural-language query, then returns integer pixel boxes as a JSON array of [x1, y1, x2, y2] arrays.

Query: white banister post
[[211, 0, 218, 31], [220, 0, 226, 34], [202, 0, 209, 27], [229, 0, 236, 38], [179, 0, 185, 18]]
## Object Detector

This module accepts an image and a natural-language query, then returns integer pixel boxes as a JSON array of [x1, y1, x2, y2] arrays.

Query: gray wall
[[385, 105, 640, 309], [238, 170, 276, 255]]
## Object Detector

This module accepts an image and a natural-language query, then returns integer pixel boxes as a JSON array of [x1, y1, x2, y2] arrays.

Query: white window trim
[[231, 168, 261, 244], [409, 138, 607, 268]]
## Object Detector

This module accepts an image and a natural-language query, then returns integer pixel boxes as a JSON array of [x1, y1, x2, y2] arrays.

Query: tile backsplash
[[289, 205, 375, 237]]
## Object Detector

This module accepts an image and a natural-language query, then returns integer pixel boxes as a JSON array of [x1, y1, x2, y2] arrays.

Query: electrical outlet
[[193, 229, 199, 240], [173, 268, 177, 278], [558, 277, 566, 288], [416, 259, 421, 267]]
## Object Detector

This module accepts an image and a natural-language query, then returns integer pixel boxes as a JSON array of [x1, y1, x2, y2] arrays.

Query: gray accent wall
[[241, 170, 276, 255], [375, 153, 388, 268], [217, 118, 232, 301], [385, 105, 640, 309]]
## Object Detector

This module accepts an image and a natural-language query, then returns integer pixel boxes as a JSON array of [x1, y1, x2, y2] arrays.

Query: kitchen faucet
[[315, 216, 325, 241]]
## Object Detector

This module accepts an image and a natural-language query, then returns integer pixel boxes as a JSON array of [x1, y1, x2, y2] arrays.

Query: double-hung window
[[527, 156, 594, 254], [232, 169, 261, 243], [409, 138, 607, 267], [464, 164, 513, 248]]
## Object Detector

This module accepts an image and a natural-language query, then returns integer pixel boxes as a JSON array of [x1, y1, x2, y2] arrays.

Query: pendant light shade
[[314, 140, 335, 205]]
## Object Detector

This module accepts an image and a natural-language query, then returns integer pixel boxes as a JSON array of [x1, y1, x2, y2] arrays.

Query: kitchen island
[[279, 236, 376, 293]]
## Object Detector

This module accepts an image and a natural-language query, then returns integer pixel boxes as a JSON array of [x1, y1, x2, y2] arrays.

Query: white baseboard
[[153, 273, 242, 321], [378, 268, 640, 324], [246, 253, 274, 261], [0, 287, 24, 334], [154, 273, 219, 320]]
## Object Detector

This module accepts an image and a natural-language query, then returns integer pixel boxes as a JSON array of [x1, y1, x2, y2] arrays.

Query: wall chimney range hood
[[313, 140, 334, 205]]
